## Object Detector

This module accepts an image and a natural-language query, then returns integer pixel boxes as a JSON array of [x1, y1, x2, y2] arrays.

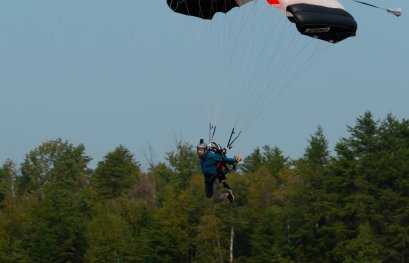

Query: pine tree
[[328, 112, 409, 262], [241, 146, 288, 175], [289, 126, 335, 262], [92, 145, 140, 199], [241, 147, 263, 173]]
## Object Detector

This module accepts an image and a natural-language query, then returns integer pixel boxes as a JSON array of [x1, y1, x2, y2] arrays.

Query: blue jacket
[[199, 151, 238, 182]]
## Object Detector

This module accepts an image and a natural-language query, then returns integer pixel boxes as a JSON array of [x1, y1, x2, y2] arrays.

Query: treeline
[[0, 111, 408, 263]]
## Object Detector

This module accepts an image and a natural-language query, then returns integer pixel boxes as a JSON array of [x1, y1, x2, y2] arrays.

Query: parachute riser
[[208, 124, 242, 152], [226, 128, 242, 150], [209, 123, 217, 144], [224, 127, 242, 173], [228, 131, 242, 150]]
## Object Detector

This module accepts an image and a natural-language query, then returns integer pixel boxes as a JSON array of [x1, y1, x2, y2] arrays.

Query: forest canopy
[[0, 111, 408, 262]]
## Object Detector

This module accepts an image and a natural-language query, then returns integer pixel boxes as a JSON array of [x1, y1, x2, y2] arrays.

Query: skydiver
[[196, 139, 242, 203]]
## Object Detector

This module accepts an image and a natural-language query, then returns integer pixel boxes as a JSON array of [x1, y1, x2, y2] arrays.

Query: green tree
[[0, 161, 27, 262], [241, 146, 288, 175], [92, 145, 140, 199], [241, 147, 263, 173], [20, 139, 91, 262], [166, 140, 199, 192], [85, 205, 134, 263], [195, 212, 226, 263], [288, 127, 335, 262], [375, 114, 409, 262], [19, 139, 91, 196], [153, 173, 206, 262], [146, 162, 175, 207], [0, 160, 17, 206], [328, 112, 409, 262], [303, 126, 330, 167], [335, 223, 382, 263]]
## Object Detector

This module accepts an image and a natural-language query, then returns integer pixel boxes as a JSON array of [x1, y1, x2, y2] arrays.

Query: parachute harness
[[208, 124, 242, 189]]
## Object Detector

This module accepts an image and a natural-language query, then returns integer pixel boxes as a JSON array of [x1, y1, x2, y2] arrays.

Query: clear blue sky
[[1, 1, 408, 169]]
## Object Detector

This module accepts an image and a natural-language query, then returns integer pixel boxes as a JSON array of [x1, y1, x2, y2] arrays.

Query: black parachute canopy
[[167, 0, 240, 19]]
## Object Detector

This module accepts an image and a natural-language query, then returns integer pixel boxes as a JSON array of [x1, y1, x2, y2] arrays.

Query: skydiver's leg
[[222, 180, 232, 190], [205, 182, 213, 198], [212, 179, 228, 203], [219, 172, 232, 190]]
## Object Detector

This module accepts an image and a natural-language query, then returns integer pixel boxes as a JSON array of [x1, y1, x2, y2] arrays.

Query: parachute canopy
[[166, 0, 254, 20], [167, 0, 357, 43]]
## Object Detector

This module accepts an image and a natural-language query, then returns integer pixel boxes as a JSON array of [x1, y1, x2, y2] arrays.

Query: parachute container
[[166, 0, 254, 20], [267, 0, 357, 43]]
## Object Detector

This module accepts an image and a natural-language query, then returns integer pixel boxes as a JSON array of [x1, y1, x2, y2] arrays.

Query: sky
[[1, 0, 408, 170]]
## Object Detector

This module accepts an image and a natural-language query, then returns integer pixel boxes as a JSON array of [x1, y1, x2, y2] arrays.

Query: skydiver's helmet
[[208, 141, 223, 154], [197, 139, 208, 151]]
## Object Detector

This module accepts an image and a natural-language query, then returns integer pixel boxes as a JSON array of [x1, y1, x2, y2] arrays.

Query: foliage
[[0, 112, 408, 262], [165, 140, 200, 192], [241, 145, 288, 174], [92, 145, 140, 199]]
